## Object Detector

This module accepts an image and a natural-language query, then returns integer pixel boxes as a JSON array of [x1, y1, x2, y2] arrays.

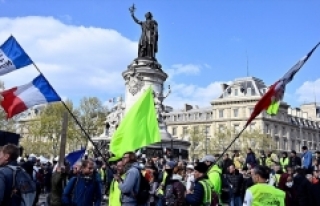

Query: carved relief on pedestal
[[124, 69, 144, 96], [103, 97, 125, 138]]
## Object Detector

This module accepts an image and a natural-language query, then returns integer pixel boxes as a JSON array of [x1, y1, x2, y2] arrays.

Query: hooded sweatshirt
[[207, 164, 222, 195], [118, 162, 141, 204]]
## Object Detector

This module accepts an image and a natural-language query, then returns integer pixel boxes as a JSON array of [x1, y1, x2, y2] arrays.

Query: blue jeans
[[229, 196, 242, 206]]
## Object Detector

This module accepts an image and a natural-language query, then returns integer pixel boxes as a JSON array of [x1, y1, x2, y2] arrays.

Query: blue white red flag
[[65, 149, 86, 167], [0, 36, 33, 76], [0, 74, 61, 118]]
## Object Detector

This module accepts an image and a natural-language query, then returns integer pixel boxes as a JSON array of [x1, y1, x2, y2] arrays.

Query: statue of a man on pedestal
[[129, 4, 158, 60]]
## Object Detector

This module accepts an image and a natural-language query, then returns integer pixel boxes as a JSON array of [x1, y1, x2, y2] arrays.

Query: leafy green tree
[[212, 126, 233, 153], [77, 97, 108, 144]]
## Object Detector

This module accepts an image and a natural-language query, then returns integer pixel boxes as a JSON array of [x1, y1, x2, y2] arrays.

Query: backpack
[[163, 183, 175, 206], [7, 165, 36, 206], [135, 171, 151, 204]]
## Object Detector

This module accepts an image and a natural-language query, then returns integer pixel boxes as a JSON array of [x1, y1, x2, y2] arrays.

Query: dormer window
[[234, 89, 238, 96]]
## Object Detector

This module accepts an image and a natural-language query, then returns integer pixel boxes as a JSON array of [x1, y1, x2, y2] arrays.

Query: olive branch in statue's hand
[[129, 4, 136, 14]]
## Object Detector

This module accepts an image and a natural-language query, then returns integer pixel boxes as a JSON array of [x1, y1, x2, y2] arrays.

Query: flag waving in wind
[[65, 149, 86, 167], [0, 36, 33, 76], [0, 74, 61, 118], [110, 87, 160, 160], [246, 42, 320, 127]]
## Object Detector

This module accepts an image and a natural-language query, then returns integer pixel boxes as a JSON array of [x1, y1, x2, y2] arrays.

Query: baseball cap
[[166, 161, 178, 169], [186, 164, 194, 170], [200, 155, 215, 163]]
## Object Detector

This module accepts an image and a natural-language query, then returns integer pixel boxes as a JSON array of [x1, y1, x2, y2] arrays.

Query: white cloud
[[0, 16, 222, 110], [295, 79, 320, 103], [166, 64, 202, 79], [0, 16, 136, 100], [164, 81, 223, 109]]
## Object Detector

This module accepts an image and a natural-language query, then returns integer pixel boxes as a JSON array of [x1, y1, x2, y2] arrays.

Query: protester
[[201, 155, 222, 202], [226, 164, 243, 206], [185, 162, 210, 206], [109, 161, 125, 206], [0, 144, 36, 206], [50, 165, 66, 206], [301, 146, 313, 174], [288, 150, 301, 168], [185, 164, 195, 191], [117, 151, 142, 206], [243, 165, 285, 206], [62, 159, 101, 206]]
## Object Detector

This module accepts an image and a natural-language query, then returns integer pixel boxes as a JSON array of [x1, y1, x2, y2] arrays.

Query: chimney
[[184, 104, 193, 112], [221, 83, 229, 92]]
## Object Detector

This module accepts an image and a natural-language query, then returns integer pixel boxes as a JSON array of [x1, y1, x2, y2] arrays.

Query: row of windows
[[218, 108, 253, 118], [164, 112, 213, 122], [265, 124, 320, 141], [171, 125, 211, 136]]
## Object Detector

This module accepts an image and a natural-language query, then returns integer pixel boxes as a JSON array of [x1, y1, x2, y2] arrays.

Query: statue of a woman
[[130, 5, 158, 60]]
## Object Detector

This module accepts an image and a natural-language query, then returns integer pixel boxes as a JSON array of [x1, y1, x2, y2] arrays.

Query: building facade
[[164, 77, 320, 153]]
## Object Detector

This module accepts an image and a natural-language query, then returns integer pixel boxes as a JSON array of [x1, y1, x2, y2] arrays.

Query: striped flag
[[246, 42, 320, 127]]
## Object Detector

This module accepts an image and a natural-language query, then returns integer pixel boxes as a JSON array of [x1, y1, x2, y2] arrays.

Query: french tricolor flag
[[0, 36, 33, 76], [0, 74, 61, 118]]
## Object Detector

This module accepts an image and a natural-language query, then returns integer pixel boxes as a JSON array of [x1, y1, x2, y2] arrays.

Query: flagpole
[[215, 126, 247, 163], [31, 63, 108, 163]]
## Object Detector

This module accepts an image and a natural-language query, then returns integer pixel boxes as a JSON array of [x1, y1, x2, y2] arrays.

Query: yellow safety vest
[[157, 171, 168, 195], [247, 183, 285, 206], [109, 174, 125, 206], [280, 158, 289, 171], [199, 180, 212, 206], [275, 174, 281, 187]]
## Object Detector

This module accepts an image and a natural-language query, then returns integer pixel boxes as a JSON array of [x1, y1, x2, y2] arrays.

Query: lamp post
[[203, 128, 209, 155]]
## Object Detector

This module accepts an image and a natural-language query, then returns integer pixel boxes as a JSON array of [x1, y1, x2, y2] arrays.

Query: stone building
[[164, 77, 320, 153]]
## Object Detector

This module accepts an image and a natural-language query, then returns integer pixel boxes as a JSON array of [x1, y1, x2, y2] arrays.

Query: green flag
[[267, 101, 280, 115], [109, 87, 160, 159]]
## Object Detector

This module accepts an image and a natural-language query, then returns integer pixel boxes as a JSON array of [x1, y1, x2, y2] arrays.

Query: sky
[[0, 0, 320, 109]]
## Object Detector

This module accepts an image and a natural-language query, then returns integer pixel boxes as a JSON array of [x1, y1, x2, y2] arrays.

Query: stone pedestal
[[91, 57, 190, 159]]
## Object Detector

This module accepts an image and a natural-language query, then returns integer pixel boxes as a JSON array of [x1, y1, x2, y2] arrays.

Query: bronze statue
[[129, 4, 158, 60]]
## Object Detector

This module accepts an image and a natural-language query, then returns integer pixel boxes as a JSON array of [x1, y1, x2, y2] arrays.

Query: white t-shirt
[[243, 190, 253, 206], [186, 173, 195, 190]]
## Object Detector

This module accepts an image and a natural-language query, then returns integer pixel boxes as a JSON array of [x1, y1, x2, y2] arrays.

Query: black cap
[[194, 162, 208, 174]]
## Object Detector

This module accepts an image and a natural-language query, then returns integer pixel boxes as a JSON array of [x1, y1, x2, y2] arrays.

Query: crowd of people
[[1, 144, 320, 206]]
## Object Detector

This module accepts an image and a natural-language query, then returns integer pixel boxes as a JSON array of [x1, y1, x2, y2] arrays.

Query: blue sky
[[1, 0, 320, 109]]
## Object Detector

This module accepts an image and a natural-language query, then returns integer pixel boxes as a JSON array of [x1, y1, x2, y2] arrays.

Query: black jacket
[[289, 156, 301, 168]]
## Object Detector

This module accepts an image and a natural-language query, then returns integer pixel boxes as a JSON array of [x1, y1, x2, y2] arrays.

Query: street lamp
[[203, 128, 209, 155]]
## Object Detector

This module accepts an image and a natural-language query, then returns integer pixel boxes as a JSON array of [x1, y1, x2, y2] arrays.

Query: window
[[194, 126, 199, 133], [173, 116, 177, 121], [182, 127, 188, 136], [199, 113, 202, 119], [205, 125, 211, 134], [219, 109, 224, 118], [234, 89, 238, 96], [265, 124, 269, 133], [234, 124, 240, 133], [172, 127, 177, 136], [218, 125, 225, 132], [249, 108, 253, 115], [274, 125, 278, 135], [233, 108, 239, 117], [249, 123, 256, 131], [282, 127, 286, 137]]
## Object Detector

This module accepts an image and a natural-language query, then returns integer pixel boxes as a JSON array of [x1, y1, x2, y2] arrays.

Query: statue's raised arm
[[129, 4, 142, 25]]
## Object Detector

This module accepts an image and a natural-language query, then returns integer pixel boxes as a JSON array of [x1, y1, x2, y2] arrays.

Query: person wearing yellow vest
[[266, 153, 273, 168], [279, 152, 289, 172], [109, 161, 125, 206], [185, 162, 211, 206], [202, 155, 222, 202], [243, 165, 285, 206]]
